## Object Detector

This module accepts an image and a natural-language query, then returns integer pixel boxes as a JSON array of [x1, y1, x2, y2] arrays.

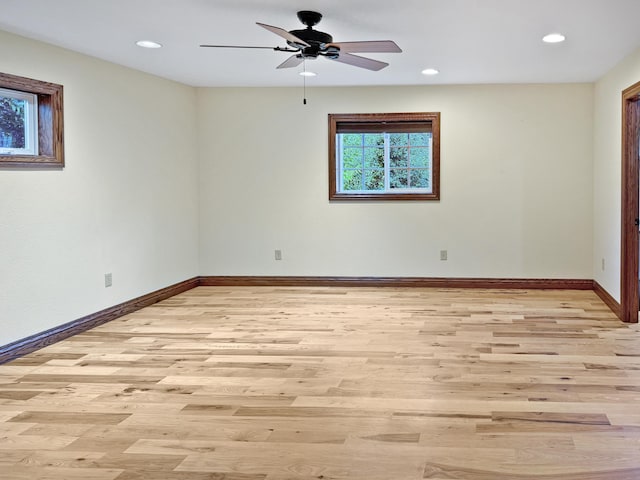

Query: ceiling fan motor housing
[[287, 10, 335, 58], [287, 28, 333, 53]]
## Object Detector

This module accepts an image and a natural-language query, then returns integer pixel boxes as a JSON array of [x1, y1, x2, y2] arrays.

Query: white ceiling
[[1, 0, 640, 87]]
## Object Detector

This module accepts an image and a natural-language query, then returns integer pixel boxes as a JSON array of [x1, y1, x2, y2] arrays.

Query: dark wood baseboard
[[0, 275, 616, 364], [0, 277, 198, 365], [593, 280, 622, 320], [199, 276, 594, 290]]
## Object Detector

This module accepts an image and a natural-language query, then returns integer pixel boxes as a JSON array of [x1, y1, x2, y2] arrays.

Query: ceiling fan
[[200, 10, 402, 71]]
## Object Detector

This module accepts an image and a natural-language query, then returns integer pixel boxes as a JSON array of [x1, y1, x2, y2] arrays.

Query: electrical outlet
[[275, 249, 282, 261], [440, 250, 448, 261], [104, 273, 113, 288], [601, 258, 605, 271]]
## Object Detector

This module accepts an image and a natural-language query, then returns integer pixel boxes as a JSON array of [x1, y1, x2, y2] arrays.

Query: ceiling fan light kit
[[201, 10, 401, 72]]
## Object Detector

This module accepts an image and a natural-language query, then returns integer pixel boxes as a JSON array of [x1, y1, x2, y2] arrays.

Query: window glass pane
[[390, 147, 408, 167], [0, 96, 26, 149], [343, 147, 363, 169], [364, 147, 384, 168], [343, 169, 363, 190], [390, 169, 408, 188], [409, 132, 430, 146], [364, 169, 384, 190], [364, 133, 384, 147], [409, 147, 430, 167], [410, 169, 430, 188], [389, 133, 409, 146], [342, 134, 363, 147]]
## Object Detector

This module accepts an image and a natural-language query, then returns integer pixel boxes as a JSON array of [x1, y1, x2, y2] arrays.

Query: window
[[0, 87, 38, 156], [0, 72, 64, 168], [329, 112, 440, 201]]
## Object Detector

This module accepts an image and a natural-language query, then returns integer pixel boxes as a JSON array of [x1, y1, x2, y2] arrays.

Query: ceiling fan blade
[[329, 41, 402, 53], [200, 44, 278, 49], [332, 53, 389, 71], [277, 55, 304, 69], [256, 22, 310, 47]]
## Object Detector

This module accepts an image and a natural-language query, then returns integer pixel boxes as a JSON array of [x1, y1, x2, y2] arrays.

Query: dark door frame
[[621, 81, 640, 323]]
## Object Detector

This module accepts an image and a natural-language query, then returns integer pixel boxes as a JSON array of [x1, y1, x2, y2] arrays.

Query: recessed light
[[421, 68, 439, 76], [299, 71, 316, 77], [542, 33, 566, 44], [136, 40, 162, 49]]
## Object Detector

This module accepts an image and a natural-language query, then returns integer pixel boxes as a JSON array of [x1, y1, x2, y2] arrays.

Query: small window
[[0, 87, 38, 156], [0, 72, 64, 168], [329, 112, 440, 201]]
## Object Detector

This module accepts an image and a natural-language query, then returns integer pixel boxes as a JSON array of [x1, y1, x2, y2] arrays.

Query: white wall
[[0, 31, 199, 346], [593, 47, 640, 302], [197, 84, 593, 279]]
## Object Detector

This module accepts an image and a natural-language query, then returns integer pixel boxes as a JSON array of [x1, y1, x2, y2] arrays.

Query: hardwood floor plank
[[7, 412, 131, 425], [115, 473, 264, 480], [0, 466, 123, 480], [422, 463, 640, 479]]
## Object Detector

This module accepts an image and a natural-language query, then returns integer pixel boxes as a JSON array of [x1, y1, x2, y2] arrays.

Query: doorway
[[621, 81, 640, 323]]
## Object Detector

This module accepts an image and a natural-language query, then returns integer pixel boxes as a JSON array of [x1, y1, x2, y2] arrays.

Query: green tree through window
[[0, 95, 26, 148]]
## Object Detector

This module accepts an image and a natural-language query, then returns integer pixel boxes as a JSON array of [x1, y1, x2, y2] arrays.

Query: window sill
[[0, 154, 63, 168], [329, 191, 440, 201]]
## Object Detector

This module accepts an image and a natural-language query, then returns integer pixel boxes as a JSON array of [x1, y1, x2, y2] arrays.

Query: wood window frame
[[329, 112, 440, 201], [0, 72, 64, 168]]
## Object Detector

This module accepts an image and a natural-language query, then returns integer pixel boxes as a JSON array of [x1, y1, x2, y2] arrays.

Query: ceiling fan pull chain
[[303, 60, 307, 105]]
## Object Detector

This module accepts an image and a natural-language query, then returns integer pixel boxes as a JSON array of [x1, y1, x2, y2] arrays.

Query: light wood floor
[[1, 286, 640, 480]]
